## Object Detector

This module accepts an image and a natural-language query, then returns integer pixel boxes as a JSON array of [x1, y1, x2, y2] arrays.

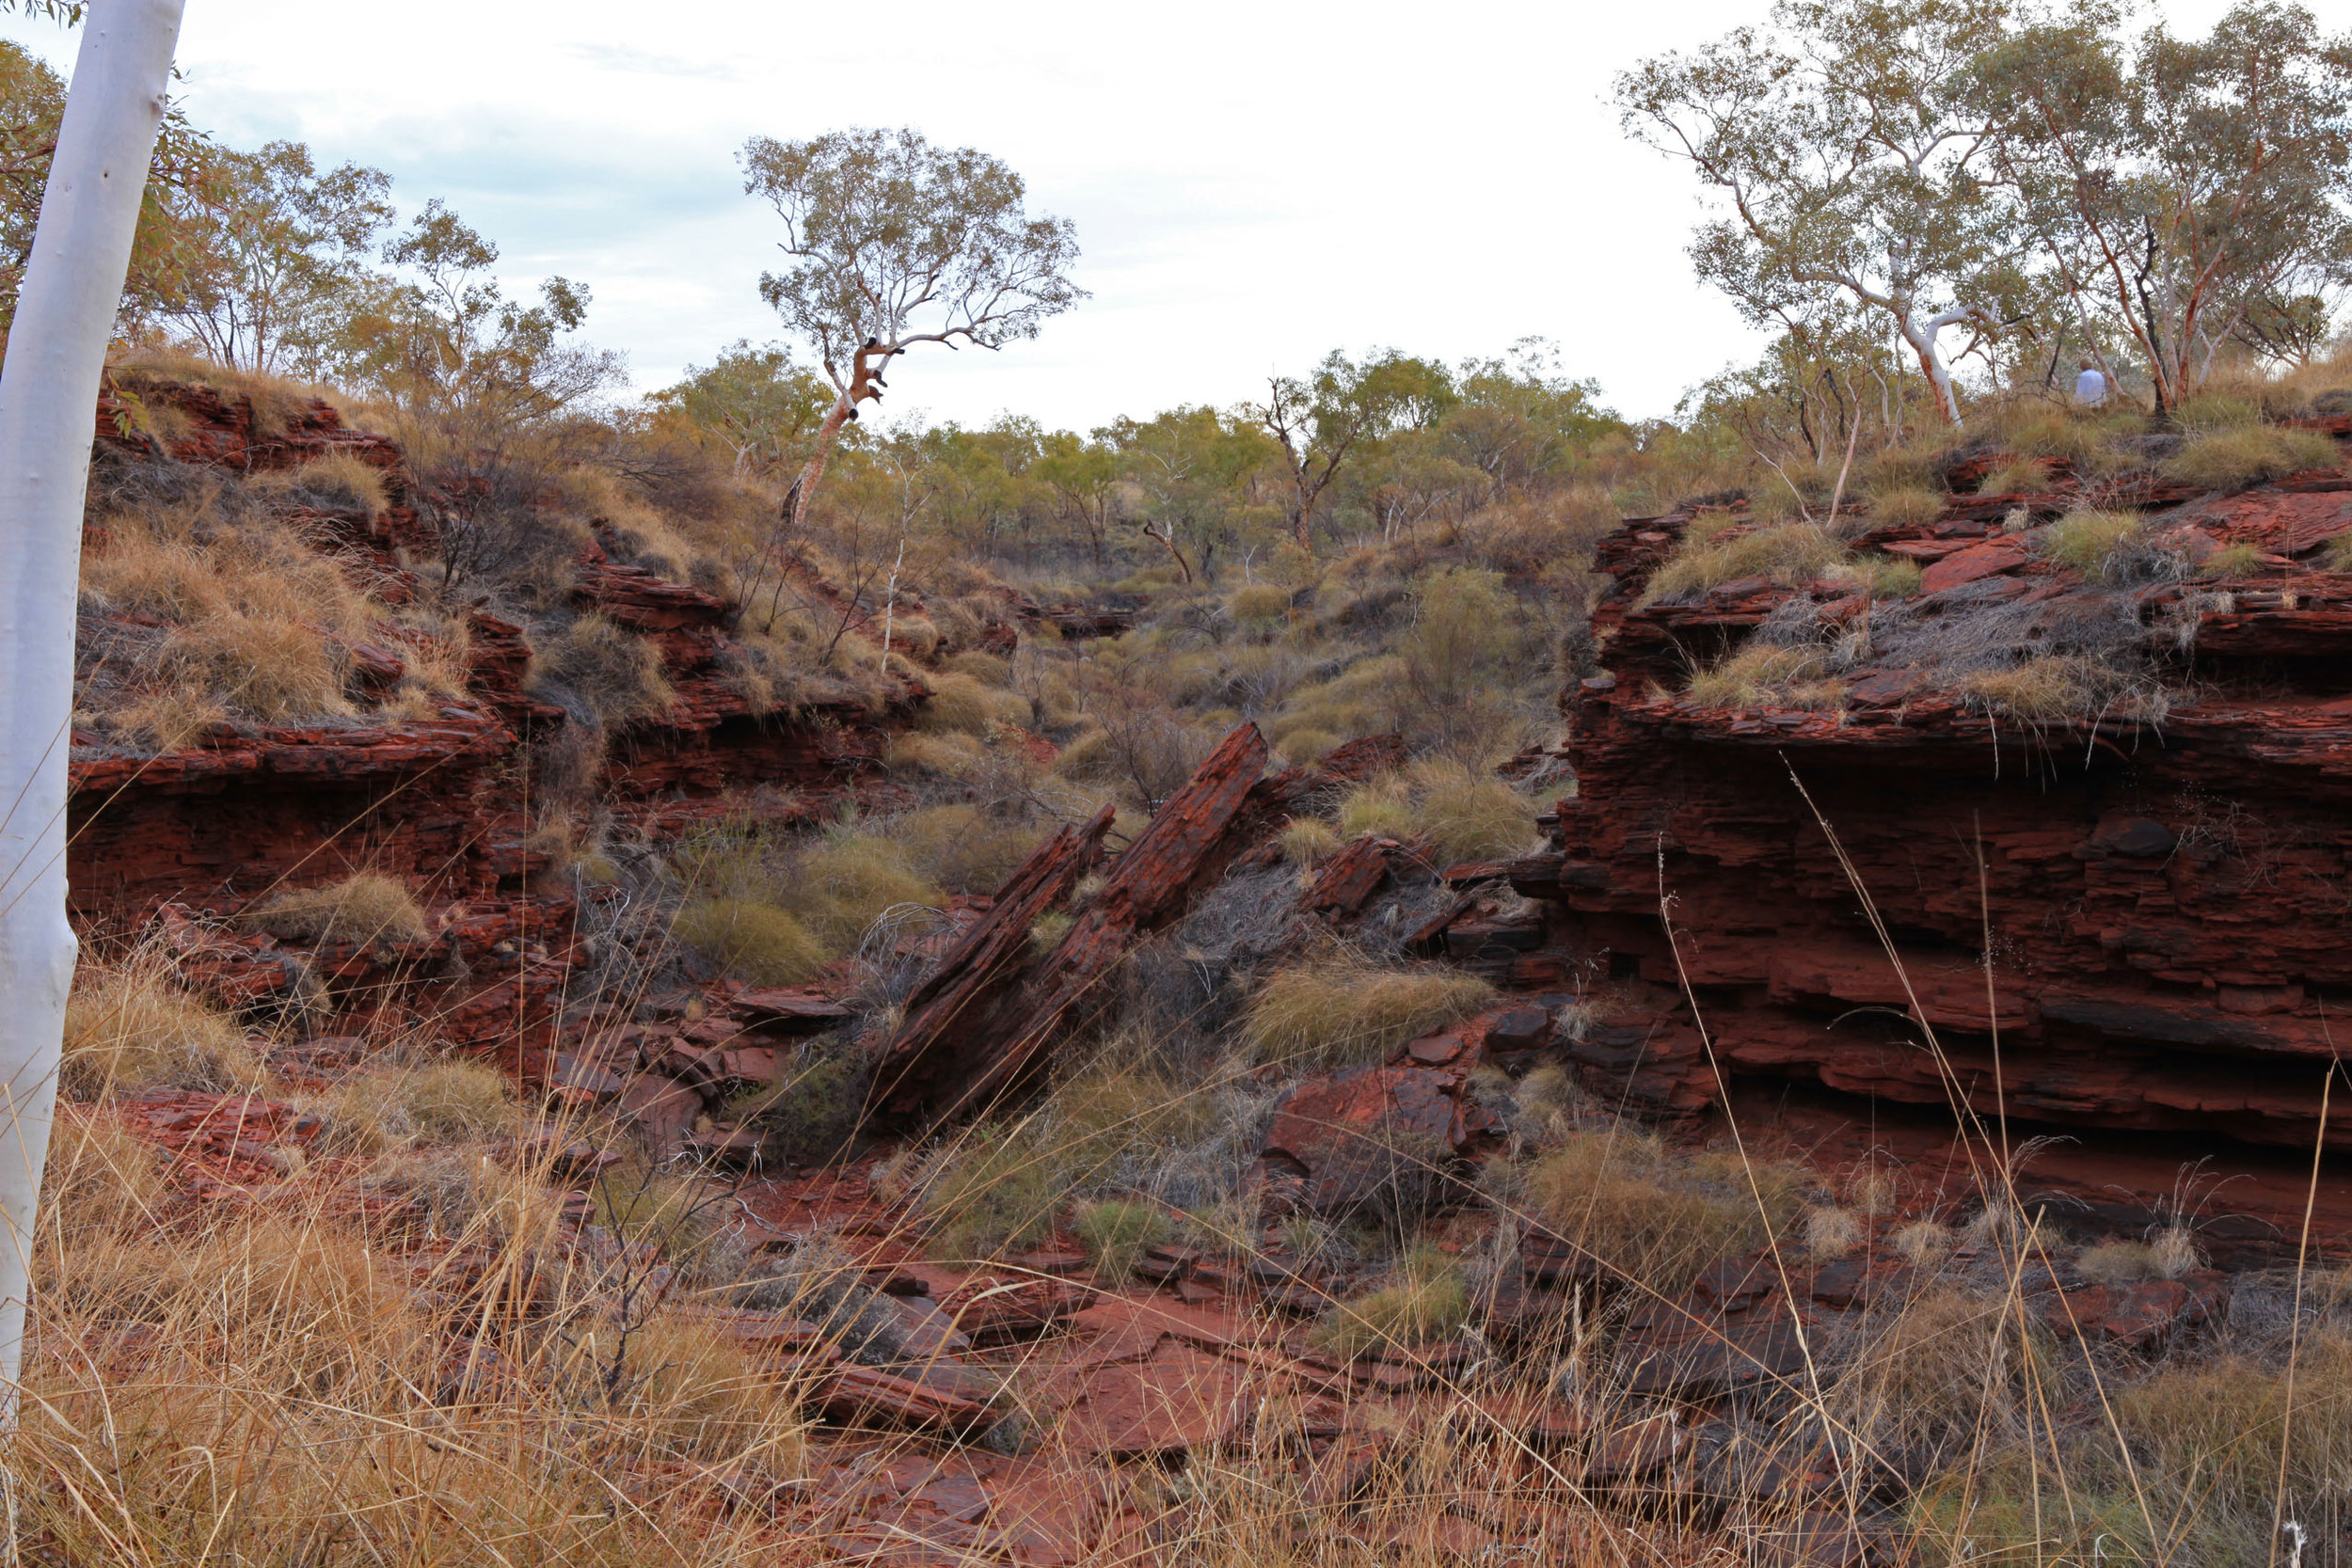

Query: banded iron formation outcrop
[[1488, 420, 2352, 1254]]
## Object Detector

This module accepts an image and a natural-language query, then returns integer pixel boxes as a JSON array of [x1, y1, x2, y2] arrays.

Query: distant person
[[2074, 360, 2108, 408]]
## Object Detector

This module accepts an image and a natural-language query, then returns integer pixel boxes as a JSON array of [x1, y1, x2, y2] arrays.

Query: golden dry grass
[[246, 869, 430, 945], [1639, 521, 1848, 606], [2162, 425, 2340, 490], [60, 952, 262, 1102], [1244, 950, 1495, 1069]]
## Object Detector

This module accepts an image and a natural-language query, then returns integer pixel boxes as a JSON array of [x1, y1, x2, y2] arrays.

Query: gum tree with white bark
[[739, 126, 1084, 532], [0, 0, 184, 1418], [1617, 0, 2020, 425]]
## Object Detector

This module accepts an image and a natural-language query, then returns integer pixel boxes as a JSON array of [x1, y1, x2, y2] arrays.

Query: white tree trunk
[[1899, 310, 1966, 427], [0, 0, 184, 1421]]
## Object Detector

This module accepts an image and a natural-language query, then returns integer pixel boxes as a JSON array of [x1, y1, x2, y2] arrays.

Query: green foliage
[[672, 898, 827, 986], [2162, 425, 2342, 490], [1318, 1242, 1470, 1358], [1075, 1199, 1168, 1283], [648, 341, 833, 477]]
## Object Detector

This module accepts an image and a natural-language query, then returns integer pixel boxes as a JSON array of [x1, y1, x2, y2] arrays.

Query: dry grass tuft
[[672, 897, 827, 986], [1684, 643, 1844, 711], [248, 451, 389, 519], [60, 953, 262, 1101], [1318, 1242, 1470, 1358], [246, 871, 429, 945], [1958, 654, 2169, 725], [1245, 952, 1495, 1069], [1866, 484, 1947, 526], [1075, 1197, 1168, 1283], [1279, 816, 1343, 867], [1336, 759, 1536, 864], [1521, 1131, 1804, 1301], [919, 671, 1032, 736], [1640, 522, 1847, 606], [2162, 424, 2340, 490]]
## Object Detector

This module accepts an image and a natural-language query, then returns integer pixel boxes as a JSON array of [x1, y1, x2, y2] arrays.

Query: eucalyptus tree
[[1979, 1, 2352, 411], [650, 339, 834, 477], [1617, 0, 2021, 424], [739, 127, 1084, 531], [1254, 349, 1454, 552], [164, 139, 394, 376], [0, 0, 185, 1421]]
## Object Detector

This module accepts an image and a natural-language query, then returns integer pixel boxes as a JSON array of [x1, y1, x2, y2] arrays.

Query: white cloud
[[5, 0, 2246, 430]]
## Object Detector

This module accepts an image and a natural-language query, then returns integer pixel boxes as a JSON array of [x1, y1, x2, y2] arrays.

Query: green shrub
[[1318, 1243, 1470, 1358], [1245, 953, 1494, 1069], [1076, 1199, 1169, 1283], [1640, 523, 1847, 606], [673, 897, 826, 985], [2162, 425, 2339, 490]]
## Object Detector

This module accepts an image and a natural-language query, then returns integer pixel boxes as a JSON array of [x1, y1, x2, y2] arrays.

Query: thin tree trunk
[[789, 391, 857, 531], [0, 0, 184, 1423], [1899, 314, 1964, 426]]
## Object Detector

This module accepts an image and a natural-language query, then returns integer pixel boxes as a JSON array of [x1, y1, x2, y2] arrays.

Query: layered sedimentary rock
[[1502, 444, 2352, 1246]]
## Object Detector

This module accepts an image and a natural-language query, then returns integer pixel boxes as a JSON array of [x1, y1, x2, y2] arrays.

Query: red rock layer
[[1515, 451, 2352, 1245]]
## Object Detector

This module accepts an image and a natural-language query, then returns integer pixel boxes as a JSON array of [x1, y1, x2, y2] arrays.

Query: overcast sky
[[6, 0, 2245, 432]]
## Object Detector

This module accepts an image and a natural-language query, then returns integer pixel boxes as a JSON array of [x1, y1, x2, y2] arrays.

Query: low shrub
[[1318, 1242, 1470, 1358], [672, 897, 827, 986], [2162, 425, 2339, 491], [1641, 522, 1846, 607], [245, 871, 429, 946], [1245, 952, 1494, 1069], [1520, 1130, 1804, 1301], [1076, 1198, 1169, 1283], [531, 613, 675, 725]]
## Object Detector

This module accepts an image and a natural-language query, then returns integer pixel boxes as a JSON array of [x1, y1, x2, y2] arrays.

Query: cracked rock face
[[1499, 444, 2352, 1254]]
